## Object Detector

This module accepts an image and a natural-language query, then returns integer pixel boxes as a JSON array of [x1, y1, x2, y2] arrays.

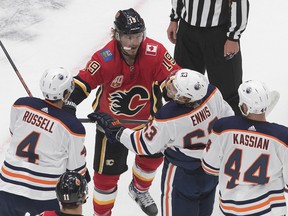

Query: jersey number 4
[[225, 148, 270, 189], [16, 131, 40, 163]]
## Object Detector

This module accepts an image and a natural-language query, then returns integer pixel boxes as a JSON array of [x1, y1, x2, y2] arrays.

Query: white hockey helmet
[[166, 69, 209, 103], [238, 80, 270, 115], [40, 67, 74, 101]]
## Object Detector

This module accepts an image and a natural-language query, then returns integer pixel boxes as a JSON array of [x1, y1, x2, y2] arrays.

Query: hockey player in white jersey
[[0, 68, 88, 216], [88, 68, 234, 216], [202, 80, 288, 216]]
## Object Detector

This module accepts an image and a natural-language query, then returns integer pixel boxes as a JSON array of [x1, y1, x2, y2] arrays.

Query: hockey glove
[[62, 100, 77, 115], [84, 168, 91, 183], [87, 112, 124, 143]]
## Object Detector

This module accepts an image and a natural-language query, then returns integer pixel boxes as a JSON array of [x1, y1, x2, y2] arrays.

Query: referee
[[167, 0, 249, 115]]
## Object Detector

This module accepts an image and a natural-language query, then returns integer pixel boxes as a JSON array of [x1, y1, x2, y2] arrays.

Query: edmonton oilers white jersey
[[202, 116, 288, 215], [0, 97, 87, 200], [120, 84, 234, 171]]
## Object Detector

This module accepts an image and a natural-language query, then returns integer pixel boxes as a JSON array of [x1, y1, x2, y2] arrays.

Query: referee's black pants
[[174, 19, 242, 115]]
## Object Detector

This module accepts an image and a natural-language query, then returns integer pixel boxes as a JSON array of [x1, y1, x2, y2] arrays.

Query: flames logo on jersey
[[109, 86, 149, 116]]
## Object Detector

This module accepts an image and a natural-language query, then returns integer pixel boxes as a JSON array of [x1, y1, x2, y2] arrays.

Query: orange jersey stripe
[[135, 131, 144, 154], [202, 163, 219, 175], [2, 166, 57, 185], [165, 164, 175, 216], [220, 195, 285, 212]]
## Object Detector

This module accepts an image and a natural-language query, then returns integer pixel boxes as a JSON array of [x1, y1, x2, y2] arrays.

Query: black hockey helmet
[[114, 8, 146, 35], [56, 171, 88, 206]]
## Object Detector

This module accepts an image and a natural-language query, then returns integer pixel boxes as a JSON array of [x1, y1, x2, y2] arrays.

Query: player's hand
[[87, 112, 124, 143]]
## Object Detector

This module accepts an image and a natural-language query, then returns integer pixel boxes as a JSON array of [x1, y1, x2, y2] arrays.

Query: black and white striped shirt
[[170, 0, 249, 40]]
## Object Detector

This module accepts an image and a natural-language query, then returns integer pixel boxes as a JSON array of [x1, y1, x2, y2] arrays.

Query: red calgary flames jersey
[[75, 37, 180, 128]]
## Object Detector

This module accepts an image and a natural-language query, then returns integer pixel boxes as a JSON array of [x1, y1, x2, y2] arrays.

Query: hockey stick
[[78, 118, 148, 124], [0, 40, 33, 97], [266, 90, 280, 116]]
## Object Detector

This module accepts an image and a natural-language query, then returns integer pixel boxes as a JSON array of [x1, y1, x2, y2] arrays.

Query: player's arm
[[88, 112, 168, 155], [119, 120, 169, 155], [201, 129, 222, 176], [159, 48, 181, 79], [64, 55, 103, 114], [158, 46, 181, 102], [9, 98, 25, 135], [69, 76, 91, 105], [9, 103, 18, 136], [282, 145, 288, 192], [65, 123, 88, 180], [214, 87, 235, 117], [63, 76, 91, 115]]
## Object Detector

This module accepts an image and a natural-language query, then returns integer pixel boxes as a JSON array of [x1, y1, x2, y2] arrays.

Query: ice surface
[[0, 0, 287, 215]]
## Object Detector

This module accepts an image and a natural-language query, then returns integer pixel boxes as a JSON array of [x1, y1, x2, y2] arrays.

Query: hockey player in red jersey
[[88, 69, 234, 216], [39, 171, 88, 216], [63, 8, 180, 216]]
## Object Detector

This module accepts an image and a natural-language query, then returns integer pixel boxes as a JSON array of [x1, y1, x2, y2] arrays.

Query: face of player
[[166, 81, 190, 104], [166, 81, 178, 99], [119, 32, 144, 57]]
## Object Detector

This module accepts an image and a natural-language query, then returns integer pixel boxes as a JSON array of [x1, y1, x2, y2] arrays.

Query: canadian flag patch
[[145, 44, 158, 56]]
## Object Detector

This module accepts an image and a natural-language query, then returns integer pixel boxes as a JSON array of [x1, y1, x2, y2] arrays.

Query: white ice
[[0, 0, 287, 215]]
